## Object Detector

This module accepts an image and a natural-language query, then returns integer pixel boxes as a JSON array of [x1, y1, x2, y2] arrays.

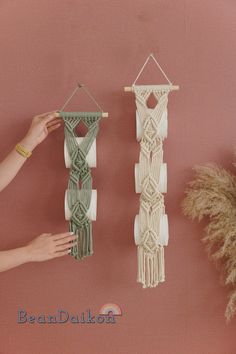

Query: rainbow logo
[[99, 303, 122, 316]]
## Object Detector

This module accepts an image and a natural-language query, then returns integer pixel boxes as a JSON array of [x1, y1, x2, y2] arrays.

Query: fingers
[[48, 123, 61, 133], [37, 112, 61, 126], [52, 231, 75, 241], [52, 232, 78, 258], [46, 118, 62, 127], [43, 112, 61, 124], [46, 117, 63, 133], [55, 240, 78, 258], [37, 110, 60, 119], [55, 249, 73, 257], [56, 241, 77, 252], [55, 234, 77, 246]]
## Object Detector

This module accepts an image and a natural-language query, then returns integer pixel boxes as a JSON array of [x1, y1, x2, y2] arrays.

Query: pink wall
[[0, 1, 235, 353]]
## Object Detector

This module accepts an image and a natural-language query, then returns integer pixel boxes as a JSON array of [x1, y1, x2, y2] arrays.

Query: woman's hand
[[0, 232, 78, 272], [20, 110, 62, 152], [25, 232, 78, 262], [0, 110, 62, 192]]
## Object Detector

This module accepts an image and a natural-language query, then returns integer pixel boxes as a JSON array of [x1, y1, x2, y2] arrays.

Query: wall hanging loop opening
[[132, 53, 172, 86], [60, 82, 105, 114], [124, 53, 180, 92]]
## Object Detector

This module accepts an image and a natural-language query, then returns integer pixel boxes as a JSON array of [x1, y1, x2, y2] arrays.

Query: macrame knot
[[69, 170, 79, 185], [142, 229, 161, 253], [71, 149, 86, 171], [79, 165, 90, 181], [143, 118, 158, 143], [71, 200, 88, 224], [142, 176, 159, 202]]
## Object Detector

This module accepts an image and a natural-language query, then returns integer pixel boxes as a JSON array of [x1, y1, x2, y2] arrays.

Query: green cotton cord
[[60, 111, 102, 260]]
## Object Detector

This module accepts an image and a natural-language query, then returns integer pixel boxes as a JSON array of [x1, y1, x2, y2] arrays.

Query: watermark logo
[[17, 303, 122, 325], [99, 303, 122, 317]]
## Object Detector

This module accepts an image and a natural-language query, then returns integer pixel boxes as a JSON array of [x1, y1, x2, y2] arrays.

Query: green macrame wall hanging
[[59, 83, 108, 260], [125, 54, 179, 288]]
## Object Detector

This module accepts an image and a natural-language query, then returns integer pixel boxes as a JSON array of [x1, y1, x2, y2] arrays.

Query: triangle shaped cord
[[132, 53, 173, 87], [60, 82, 103, 113]]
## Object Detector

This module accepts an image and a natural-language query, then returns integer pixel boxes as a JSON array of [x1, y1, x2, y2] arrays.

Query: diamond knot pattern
[[143, 118, 158, 143], [142, 229, 159, 253], [71, 201, 88, 226], [142, 176, 158, 202]]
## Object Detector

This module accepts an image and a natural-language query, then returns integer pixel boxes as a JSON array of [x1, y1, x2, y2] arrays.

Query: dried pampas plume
[[182, 162, 236, 322]]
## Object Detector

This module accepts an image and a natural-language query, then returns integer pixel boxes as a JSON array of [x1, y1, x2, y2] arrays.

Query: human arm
[[0, 110, 62, 192], [0, 232, 77, 272]]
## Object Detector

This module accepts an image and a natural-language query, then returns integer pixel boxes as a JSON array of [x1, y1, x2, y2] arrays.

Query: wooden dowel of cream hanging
[[102, 112, 108, 118], [124, 85, 180, 92]]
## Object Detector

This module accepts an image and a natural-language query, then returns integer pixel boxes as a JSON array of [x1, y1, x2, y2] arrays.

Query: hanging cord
[[81, 84, 103, 112], [60, 84, 80, 112], [60, 83, 103, 112], [132, 53, 172, 86]]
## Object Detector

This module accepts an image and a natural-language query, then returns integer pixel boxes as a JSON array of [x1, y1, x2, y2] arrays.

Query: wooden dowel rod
[[124, 85, 180, 92], [102, 112, 109, 118]]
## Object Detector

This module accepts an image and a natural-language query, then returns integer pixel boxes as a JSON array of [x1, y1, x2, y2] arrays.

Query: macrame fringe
[[137, 245, 165, 288], [70, 222, 93, 260]]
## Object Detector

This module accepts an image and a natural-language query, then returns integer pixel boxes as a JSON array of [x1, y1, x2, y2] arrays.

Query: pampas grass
[[182, 163, 236, 322]]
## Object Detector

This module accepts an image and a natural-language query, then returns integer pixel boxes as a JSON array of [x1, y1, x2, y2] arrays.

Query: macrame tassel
[[137, 245, 165, 288], [70, 221, 93, 260], [158, 245, 165, 282]]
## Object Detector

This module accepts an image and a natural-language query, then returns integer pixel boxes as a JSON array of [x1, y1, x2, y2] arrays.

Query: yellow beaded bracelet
[[15, 143, 32, 158]]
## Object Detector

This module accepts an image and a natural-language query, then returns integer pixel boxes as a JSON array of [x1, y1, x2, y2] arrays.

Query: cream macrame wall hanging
[[59, 83, 108, 260], [124, 54, 179, 288]]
